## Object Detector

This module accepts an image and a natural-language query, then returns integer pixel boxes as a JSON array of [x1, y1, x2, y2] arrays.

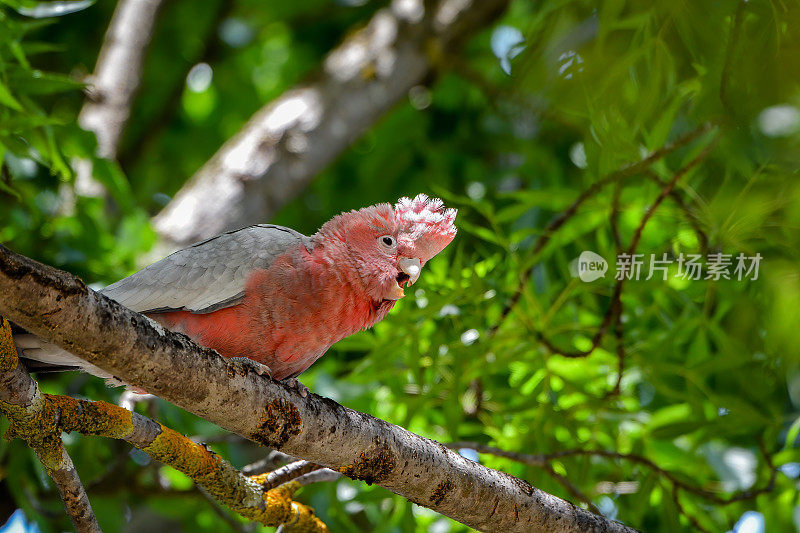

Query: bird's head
[[318, 194, 457, 302]]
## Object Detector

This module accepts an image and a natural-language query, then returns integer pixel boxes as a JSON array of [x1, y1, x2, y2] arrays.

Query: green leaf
[[785, 415, 800, 449], [7, 67, 83, 95], [0, 79, 23, 111]]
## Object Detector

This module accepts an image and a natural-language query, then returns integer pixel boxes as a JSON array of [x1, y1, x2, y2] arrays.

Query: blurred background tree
[[1, 0, 800, 531]]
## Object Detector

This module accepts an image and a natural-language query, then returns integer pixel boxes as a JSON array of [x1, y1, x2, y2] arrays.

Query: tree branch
[[493, 129, 718, 359], [75, 0, 165, 196], [449, 441, 778, 506], [0, 246, 637, 532], [1, 319, 101, 533], [153, 0, 511, 248], [43, 448, 103, 533], [242, 450, 296, 476], [294, 468, 341, 487], [489, 123, 715, 337], [251, 460, 325, 491], [0, 320, 327, 531]]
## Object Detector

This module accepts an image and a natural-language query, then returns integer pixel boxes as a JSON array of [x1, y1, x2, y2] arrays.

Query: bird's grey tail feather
[[12, 331, 117, 382], [19, 359, 81, 373]]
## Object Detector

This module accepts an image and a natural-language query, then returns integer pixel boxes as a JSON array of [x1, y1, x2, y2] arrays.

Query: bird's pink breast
[[148, 244, 394, 379]]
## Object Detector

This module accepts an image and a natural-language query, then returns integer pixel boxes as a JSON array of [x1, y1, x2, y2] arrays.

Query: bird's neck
[[308, 241, 394, 329], [310, 239, 368, 297]]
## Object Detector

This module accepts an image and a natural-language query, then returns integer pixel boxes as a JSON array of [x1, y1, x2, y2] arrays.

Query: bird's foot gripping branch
[[0, 318, 329, 532]]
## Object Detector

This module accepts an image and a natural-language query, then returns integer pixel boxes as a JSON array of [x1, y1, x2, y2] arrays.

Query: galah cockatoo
[[15, 194, 457, 386]]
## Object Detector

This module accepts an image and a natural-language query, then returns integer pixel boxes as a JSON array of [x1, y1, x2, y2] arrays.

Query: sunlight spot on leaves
[[758, 105, 799, 137], [490, 25, 525, 75], [460, 329, 479, 345], [730, 511, 764, 533]]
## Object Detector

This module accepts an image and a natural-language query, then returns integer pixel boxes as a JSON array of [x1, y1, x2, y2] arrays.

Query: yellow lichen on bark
[[0, 318, 18, 371], [3, 395, 134, 456], [46, 395, 135, 439], [144, 425, 328, 530], [268, 482, 330, 532]]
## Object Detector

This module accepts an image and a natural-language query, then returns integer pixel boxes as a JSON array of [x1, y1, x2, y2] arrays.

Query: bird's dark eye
[[379, 235, 395, 247]]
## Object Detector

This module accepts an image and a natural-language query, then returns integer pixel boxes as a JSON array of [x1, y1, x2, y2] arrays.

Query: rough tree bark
[[0, 326, 328, 532], [153, 0, 510, 247], [74, 0, 165, 196], [0, 245, 638, 533], [0, 325, 101, 533]]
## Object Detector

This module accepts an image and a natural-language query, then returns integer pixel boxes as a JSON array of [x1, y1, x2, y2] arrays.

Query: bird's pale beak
[[387, 257, 422, 300], [399, 257, 421, 285]]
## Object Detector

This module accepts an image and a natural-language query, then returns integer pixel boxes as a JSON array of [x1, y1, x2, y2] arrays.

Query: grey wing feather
[[101, 225, 312, 314]]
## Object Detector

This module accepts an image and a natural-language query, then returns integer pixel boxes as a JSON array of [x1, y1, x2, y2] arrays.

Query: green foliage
[[2, 0, 800, 532], [0, 2, 153, 283]]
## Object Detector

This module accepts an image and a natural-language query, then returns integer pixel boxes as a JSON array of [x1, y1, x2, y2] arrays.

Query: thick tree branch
[[0, 247, 637, 532], [1, 319, 101, 533], [0, 321, 327, 531], [80, 0, 164, 158], [75, 0, 165, 196], [153, 0, 511, 247]]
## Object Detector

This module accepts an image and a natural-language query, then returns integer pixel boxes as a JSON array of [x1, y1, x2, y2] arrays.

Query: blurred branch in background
[[117, 0, 234, 173], [74, 0, 165, 197], [153, 0, 511, 248]]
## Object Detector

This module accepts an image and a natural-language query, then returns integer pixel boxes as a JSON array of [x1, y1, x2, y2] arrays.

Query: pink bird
[[16, 194, 457, 387]]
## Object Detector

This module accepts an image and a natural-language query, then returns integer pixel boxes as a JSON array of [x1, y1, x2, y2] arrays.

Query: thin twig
[[197, 486, 255, 533], [644, 170, 709, 253], [449, 441, 778, 505], [540, 462, 601, 514], [603, 182, 626, 398], [720, 0, 746, 118], [252, 460, 325, 491], [610, 181, 624, 252], [670, 486, 711, 533], [490, 122, 714, 336], [294, 469, 341, 486], [242, 450, 297, 476], [511, 132, 719, 359], [603, 308, 625, 398]]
